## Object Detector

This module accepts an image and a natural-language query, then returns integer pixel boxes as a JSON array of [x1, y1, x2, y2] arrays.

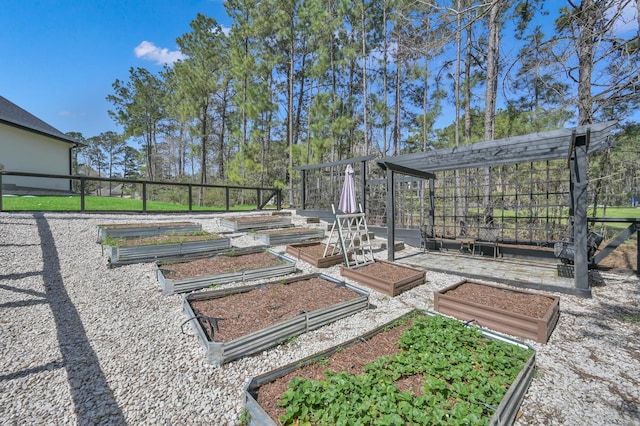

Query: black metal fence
[[0, 171, 282, 213]]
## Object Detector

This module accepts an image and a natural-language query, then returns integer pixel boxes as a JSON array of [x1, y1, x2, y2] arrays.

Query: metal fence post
[[225, 187, 230, 212], [142, 183, 147, 212], [188, 185, 193, 213], [80, 177, 86, 212]]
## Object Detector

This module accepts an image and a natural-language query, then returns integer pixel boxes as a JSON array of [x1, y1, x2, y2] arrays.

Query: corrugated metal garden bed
[[182, 273, 370, 366], [220, 215, 292, 231], [154, 247, 297, 295], [105, 232, 231, 266], [244, 310, 536, 426], [434, 279, 560, 343], [96, 221, 202, 242], [253, 227, 325, 245]]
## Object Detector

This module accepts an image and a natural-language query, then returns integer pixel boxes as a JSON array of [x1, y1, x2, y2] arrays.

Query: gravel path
[[1, 211, 639, 425]]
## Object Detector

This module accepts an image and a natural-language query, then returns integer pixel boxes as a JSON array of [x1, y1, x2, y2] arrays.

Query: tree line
[[69, 0, 640, 206]]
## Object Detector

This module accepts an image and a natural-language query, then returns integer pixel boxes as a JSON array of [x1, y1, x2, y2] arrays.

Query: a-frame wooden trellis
[[324, 204, 374, 268]]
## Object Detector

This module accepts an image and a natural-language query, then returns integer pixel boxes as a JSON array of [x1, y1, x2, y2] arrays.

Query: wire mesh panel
[[302, 163, 366, 211], [365, 175, 424, 228], [365, 159, 573, 246], [430, 160, 571, 245]]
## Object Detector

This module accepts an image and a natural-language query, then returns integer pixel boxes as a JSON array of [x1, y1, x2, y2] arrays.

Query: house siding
[[0, 123, 72, 191]]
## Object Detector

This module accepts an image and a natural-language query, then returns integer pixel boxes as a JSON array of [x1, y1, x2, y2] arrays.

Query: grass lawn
[[0, 195, 259, 212]]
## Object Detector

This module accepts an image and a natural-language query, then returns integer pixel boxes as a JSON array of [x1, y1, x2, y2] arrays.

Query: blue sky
[[2, 2, 637, 141], [1, 0, 231, 138]]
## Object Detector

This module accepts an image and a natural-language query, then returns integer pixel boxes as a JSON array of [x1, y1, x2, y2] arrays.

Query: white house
[[0, 96, 82, 192]]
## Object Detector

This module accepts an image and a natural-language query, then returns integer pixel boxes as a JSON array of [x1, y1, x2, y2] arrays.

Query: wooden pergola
[[377, 121, 619, 295]]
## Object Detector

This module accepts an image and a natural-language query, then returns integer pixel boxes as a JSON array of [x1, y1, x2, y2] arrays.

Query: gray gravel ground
[[1, 211, 638, 425]]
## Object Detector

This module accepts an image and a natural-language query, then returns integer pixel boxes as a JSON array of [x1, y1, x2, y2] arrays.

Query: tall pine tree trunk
[[483, 0, 502, 225], [361, 0, 369, 154]]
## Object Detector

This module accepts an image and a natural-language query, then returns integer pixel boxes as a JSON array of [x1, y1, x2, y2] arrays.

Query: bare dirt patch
[[115, 232, 220, 246], [597, 238, 638, 271], [189, 277, 362, 342], [443, 282, 556, 319], [258, 227, 316, 235], [229, 216, 286, 223], [350, 261, 422, 282], [162, 252, 283, 279]]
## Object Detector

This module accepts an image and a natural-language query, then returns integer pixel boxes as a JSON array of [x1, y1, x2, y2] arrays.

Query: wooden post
[[571, 131, 589, 292], [386, 168, 395, 262], [142, 183, 147, 212], [360, 159, 367, 214], [80, 177, 86, 212], [300, 170, 306, 210], [636, 226, 639, 272], [429, 178, 435, 235]]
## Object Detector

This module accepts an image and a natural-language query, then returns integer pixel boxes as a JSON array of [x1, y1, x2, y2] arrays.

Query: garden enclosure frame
[[378, 121, 618, 296]]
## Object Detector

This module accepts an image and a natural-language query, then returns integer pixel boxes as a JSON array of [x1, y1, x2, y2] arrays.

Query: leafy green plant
[[286, 336, 298, 345], [618, 313, 640, 324], [238, 407, 251, 426], [277, 314, 533, 426]]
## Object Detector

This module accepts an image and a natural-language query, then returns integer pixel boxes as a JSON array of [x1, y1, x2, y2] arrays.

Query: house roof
[[377, 121, 617, 179], [0, 96, 82, 146]]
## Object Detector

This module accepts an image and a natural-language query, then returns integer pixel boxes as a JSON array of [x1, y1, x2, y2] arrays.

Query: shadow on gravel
[[34, 213, 126, 424]]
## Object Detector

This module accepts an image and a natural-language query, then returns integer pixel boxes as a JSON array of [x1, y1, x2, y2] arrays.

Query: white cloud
[[134, 41, 187, 65], [58, 110, 85, 118]]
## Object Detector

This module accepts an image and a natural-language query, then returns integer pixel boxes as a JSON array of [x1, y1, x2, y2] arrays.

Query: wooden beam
[[572, 132, 589, 291], [386, 168, 395, 262], [376, 121, 617, 175], [293, 154, 377, 171]]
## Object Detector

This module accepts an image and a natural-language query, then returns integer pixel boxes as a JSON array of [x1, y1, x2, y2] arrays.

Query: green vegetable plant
[[277, 314, 533, 425]]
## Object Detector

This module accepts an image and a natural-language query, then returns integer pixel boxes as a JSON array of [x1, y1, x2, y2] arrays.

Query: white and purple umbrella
[[338, 164, 358, 214]]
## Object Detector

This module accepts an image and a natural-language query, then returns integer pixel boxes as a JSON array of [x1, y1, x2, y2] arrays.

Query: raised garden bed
[[434, 279, 560, 343], [104, 232, 231, 266], [220, 215, 292, 232], [253, 227, 325, 245], [340, 260, 426, 296], [284, 242, 347, 268], [154, 248, 297, 295], [245, 310, 535, 426], [96, 221, 202, 242], [182, 273, 370, 366]]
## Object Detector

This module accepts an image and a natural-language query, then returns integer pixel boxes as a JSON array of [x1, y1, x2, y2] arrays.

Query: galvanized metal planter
[[244, 310, 536, 426], [106, 237, 232, 266], [97, 222, 202, 242], [253, 228, 326, 245], [434, 279, 560, 343], [284, 242, 346, 268], [182, 274, 370, 367], [154, 248, 297, 295], [220, 216, 292, 231], [340, 260, 426, 297]]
